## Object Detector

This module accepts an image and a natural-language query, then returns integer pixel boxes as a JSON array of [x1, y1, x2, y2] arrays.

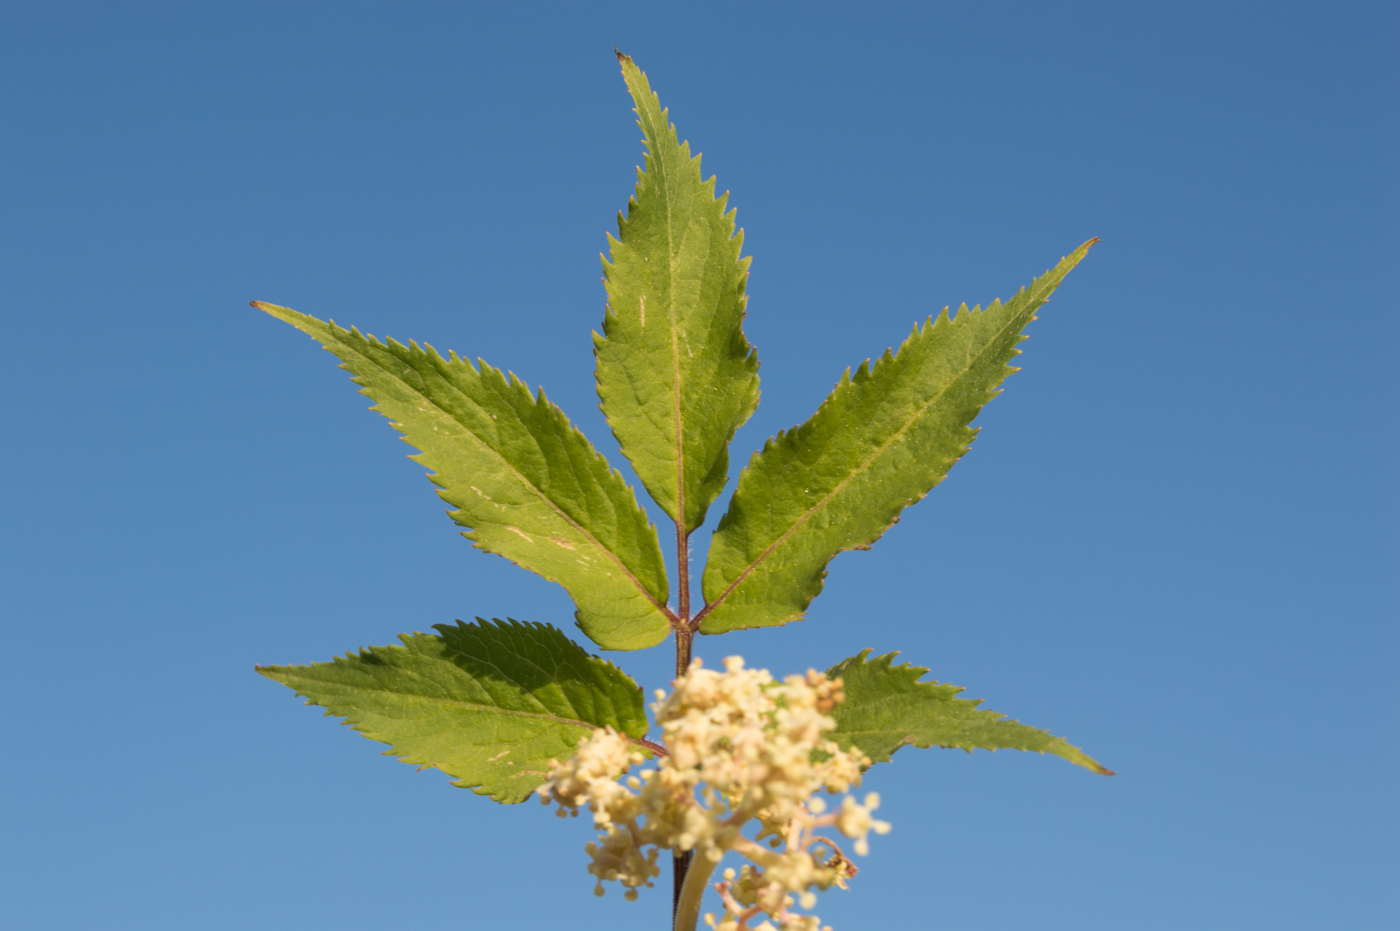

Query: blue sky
[[1, 2, 1395, 928]]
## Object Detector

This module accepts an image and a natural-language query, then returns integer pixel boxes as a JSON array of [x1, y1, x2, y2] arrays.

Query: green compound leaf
[[258, 619, 654, 804], [698, 242, 1095, 634], [595, 52, 761, 534], [827, 650, 1112, 775], [255, 303, 675, 651]]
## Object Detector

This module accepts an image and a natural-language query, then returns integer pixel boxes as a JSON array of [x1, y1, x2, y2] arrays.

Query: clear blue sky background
[[1, 2, 1395, 929]]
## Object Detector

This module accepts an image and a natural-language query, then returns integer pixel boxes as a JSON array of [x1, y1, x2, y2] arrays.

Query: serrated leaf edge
[[696, 241, 1096, 632], [829, 648, 1114, 776], [257, 618, 661, 801], [598, 51, 761, 534], [252, 302, 679, 636]]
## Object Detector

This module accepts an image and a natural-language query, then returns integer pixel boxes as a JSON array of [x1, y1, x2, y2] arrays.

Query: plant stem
[[673, 850, 721, 931], [675, 522, 691, 649], [675, 625, 693, 678], [672, 520, 694, 922], [673, 850, 694, 924]]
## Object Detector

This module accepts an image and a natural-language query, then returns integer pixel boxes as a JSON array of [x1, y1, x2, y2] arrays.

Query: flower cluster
[[540, 656, 890, 930]]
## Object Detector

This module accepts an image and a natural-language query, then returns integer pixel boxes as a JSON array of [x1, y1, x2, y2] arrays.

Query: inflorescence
[[541, 656, 890, 931]]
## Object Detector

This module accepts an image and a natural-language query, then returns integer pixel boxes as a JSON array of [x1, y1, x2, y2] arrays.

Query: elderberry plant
[[253, 52, 1110, 931]]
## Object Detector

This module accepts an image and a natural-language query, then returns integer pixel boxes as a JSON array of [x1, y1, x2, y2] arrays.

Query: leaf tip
[[1082, 756, 1115, 776], [255, 663, 292, 683], [250, 300, 292, 320]]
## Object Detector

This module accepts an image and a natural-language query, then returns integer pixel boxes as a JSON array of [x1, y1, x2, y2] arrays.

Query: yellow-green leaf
[[259, 619, 654, 803], [828, 650, 1112, 775], [698, 243, 1095, 634], [595, 52, 761, 534], [255, 303, 674, 650]]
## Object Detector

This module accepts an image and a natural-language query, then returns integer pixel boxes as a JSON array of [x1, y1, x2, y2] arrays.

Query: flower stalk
[[673, 845, 721, 931]]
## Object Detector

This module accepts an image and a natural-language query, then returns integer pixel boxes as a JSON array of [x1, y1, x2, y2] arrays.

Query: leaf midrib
[[297, 673, 661, 755], [635, 86, 689, 538], [297, 677, 606, 734], [699, 296, 1040, 624], [834, 723, 1000, 737]]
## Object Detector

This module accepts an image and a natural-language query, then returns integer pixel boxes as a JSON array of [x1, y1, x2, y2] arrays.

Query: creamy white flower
[[540, 657, 890, 931]]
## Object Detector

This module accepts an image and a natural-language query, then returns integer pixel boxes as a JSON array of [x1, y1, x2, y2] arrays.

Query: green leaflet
[[698, 242, 1096, 634], [255, 303, 674, 651], [594, 52, 761, 534], [258, 619, 653, 804], [827, 650, 1111, 774]]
